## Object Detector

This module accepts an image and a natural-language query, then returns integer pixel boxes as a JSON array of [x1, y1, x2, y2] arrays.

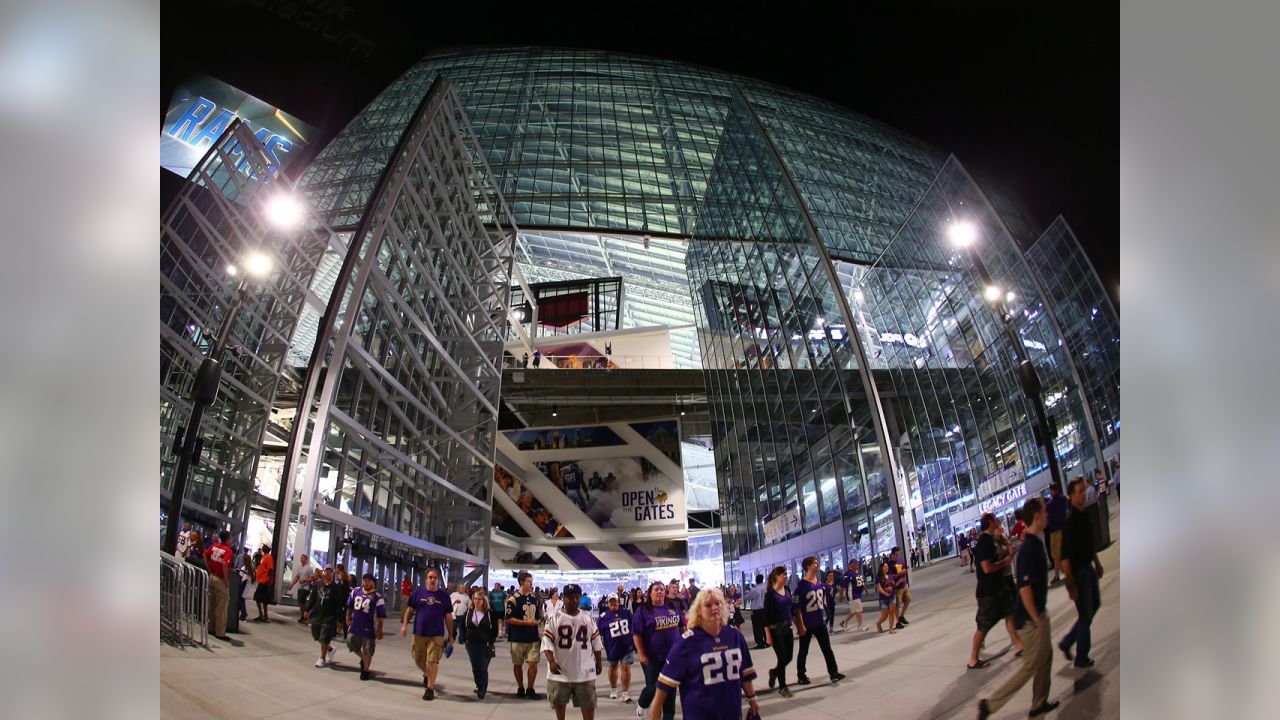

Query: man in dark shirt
[[1059, 476, 1104, 668], [979, 499, 1059, 719], [1045, 483, 1070, 584], [968, 513, 1019, 669]]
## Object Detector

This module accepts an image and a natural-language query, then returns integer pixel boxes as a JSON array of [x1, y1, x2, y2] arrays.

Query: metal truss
[[277, 77, 518, 584], [160, 120, 341, 529]]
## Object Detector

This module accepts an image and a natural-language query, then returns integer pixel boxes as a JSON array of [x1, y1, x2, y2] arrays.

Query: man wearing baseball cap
[[541, 584, 603, 720], [598, 593, 636, 702]]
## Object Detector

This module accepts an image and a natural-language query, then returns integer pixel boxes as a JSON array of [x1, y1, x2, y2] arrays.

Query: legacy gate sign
[[978, 482, 1028, 515]]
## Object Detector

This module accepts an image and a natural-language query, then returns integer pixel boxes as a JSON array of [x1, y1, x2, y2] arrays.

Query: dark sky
[[163, 1, 1117, 294]]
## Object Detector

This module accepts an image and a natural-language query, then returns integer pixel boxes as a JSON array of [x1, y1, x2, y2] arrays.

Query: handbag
[[745, 706, 762, 720]]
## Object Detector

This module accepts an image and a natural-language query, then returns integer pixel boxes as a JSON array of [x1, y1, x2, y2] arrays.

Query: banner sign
[[763, 505, 801, 545], [161, 74, 316, 179]]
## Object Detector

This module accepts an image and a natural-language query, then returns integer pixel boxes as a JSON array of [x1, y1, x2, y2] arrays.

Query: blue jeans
[[465, 643, 491, 694], [638, 657, 676, 720], [1062, 564, 1100, 662]]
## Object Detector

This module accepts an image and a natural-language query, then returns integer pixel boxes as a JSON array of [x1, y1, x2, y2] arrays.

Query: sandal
[[966, 659, 991, 670]]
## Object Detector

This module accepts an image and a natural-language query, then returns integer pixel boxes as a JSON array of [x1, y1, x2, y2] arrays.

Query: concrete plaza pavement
[[161, 508, 1120, 719]]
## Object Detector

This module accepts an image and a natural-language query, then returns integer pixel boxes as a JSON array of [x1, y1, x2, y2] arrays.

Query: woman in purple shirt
[[633, 581, 685, 720], [875, 561, 898, 634], [763, 566, 797, 697]]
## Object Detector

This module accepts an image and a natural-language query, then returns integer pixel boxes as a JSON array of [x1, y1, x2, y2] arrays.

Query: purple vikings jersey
[[347, 588, 386, 638], [795, 579, 827, 630], [598, 607, 635, 662], [408, 587, 451, 636], [562, 465, 585, 490], [633, 603, 684, 663], [658, 625, 757, 720]]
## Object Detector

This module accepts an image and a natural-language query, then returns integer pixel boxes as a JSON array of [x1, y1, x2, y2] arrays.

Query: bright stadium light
[[244, 251, 274, 279], [948, 220, 978, 247], [264, 192, 305, 230], [226, 264, 238, 276], [984, 285, 1003, 302]]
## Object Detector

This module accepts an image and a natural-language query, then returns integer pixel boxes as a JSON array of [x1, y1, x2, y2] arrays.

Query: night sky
[[163, 2, 1117, 296]]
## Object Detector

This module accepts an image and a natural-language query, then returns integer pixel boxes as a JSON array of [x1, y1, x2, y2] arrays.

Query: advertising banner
[[537, 456, 684, 529]]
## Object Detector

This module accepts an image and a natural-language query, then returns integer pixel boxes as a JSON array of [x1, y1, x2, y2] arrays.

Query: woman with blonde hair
[[463, 589, 498, 699], [647, 587, 760, 720]]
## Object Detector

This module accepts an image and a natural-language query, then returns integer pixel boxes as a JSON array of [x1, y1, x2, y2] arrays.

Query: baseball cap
[[562, 583, 583, 596], [606, 593, 620, 602]]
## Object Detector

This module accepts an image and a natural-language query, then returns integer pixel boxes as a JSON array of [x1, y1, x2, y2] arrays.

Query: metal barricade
[[161, 551, 209, 647]]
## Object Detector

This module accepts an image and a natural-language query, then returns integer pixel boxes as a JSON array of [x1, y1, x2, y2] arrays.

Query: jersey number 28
[[700, 648, 743, 685]]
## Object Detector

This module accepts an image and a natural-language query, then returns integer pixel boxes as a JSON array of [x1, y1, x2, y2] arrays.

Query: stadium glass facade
[[162, 47, 1118, 588]]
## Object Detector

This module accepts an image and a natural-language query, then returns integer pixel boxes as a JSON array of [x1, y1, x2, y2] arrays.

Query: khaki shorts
[[847, 599, 864, 613], [511, 641, 540, 664], [1049, 530, 1063, 562], [412, 635, 445, 665], [547, 678, 596, 709], [896, 587, 912, 605]]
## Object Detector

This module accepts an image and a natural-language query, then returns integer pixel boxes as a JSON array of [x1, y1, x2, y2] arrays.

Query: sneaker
[[1073, 658, 1095, 669], [327, 647, 336, 662], [796, 675, 812, 685], [636, 704, 644, 718], [423, 687, 434, 701], [895, 621, 906, 630], [831, 672, 846, 682], [526, 690, 539, 701], [622, 692, 632, 703], [1028, 700, 1061, 717], [778, 686, 793, 698], [516, 687, 526, 698], [839, 620, 849, 630], [899, 617, 909, 626], [858, 625, 871, 632], [610, 689, 618, 700], [978, 699, 992, 720], [478, 690, 486, 700], [360, 669, 370, 681], [314, 658, 326, 668]]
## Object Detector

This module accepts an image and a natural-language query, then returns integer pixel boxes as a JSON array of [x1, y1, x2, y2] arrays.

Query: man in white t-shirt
[[450, 583, 472, 644], [289, 555, 316, 623], [541, 584, 603, 719], [174, 522, 192, 557]]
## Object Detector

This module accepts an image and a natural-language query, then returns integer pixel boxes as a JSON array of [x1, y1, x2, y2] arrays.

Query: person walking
[[822, 571, 837, 632], [648, 588, 761, 720], [598, 593, 635, 702], [237, 548, 255, 621], [890, 546, 913, 628], [489, 582, 509, 638], [463, 589, 498, 699], [289, 554, 315, 624], [345, 572, 385, 681], [793, 556, 845, 686], [543, 587, 564, 624], [532, 349, 542, 368], [762, 566, 798, 698], [401, 567, 454, 700], [202, 531, 234, 641], [308, 567, 346, 668], [253, 544, 275, 622], [542, 584, 603, 720], [506, 571, 545, 699], [334, 567, 355, 639], [744, 574, 768, 649], [978, 499, 1059, 719], [839, 559, 869, 631], [874, 561, 897, 634], [451, 582, 472, 645], [632, 581, 685, 720], [1045, 483, 1069, 584], [1059, 476, 1105, 669], [968, 513, 1022, 669]]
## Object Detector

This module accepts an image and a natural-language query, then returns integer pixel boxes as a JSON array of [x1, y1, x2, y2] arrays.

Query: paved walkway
[[161, 510, 1119, 719]]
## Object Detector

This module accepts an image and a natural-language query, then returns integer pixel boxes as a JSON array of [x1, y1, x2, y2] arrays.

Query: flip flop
[[966, 660, 992, 670]]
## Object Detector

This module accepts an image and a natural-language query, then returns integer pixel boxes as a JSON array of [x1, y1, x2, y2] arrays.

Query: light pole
[[162, 250, 275, 556], [948, 220, 1064, 495]]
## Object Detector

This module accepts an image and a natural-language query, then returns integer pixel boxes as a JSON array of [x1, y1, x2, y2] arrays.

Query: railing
[[161, 551, 209, 647], [503, 354, 681, 370]]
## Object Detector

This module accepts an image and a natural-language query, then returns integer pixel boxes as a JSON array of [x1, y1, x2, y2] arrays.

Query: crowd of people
[[166, 474, 1111, 718]]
